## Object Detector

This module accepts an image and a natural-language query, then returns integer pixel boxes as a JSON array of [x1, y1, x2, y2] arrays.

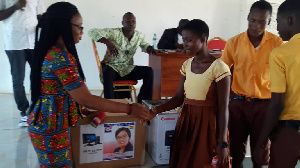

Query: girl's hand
[[148, 108, 158, 121], [129, 103, 150, 122], [216, 146, 229, 165]]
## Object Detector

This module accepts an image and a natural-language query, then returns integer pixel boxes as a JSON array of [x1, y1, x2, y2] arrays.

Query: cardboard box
[[147, 112, 179, 164], [71, 99, 146, 168], [142, 100, 179, 165], [142, 99, 169, 110]]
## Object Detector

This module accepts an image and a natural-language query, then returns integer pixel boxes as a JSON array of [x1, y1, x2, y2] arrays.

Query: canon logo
[[161, 117, 175, 121]]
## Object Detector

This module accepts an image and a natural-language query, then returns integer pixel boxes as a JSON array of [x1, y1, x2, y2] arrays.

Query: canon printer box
[[143, 100, 179, 165]]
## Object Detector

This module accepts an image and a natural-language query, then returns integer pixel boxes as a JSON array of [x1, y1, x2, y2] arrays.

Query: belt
[[231, 93, 270, 102], [278, 120, 300, 132], [185, 98, 216, 107]]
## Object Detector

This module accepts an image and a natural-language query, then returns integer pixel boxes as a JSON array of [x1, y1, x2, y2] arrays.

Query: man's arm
[[98, 37, 119, 57], [220, 40, 234, 68], [253, 46, 287, 163], [138, 32, 152, 54], [88, 28, 119, 57], [254, 92, 285, 164], [146, 45, 155, 55], [0, 0, 26, 21]]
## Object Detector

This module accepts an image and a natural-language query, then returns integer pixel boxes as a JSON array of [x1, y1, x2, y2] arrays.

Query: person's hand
[[253, 145, 269, 165], [175, 43, 184, 49], [129, 103, 150, 123], [148, 108, 158, 120], [81, 107, 95, 117], [216, 146, 229, 166], [106, 41, 119, 57], [147, 46, 156, 55], [15, 0, 26, 10]]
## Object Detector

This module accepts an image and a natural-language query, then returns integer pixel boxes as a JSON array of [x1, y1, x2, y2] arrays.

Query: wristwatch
[[217, 142, 229, 148]]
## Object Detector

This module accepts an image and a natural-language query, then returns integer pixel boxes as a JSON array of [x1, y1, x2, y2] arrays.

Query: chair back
[[207, 37, 226, 51], [92, 40, 104, 83]]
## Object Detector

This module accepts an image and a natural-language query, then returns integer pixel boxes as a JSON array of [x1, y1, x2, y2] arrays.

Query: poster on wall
[[102, 122, 135, 161], [79, 124, 104, 164]]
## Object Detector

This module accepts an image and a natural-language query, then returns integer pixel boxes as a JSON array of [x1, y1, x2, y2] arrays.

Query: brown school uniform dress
[[169, 58, 231, 168]]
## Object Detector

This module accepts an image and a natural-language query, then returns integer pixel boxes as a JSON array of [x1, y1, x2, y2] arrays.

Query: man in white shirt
[[0, 0, 44, 127]]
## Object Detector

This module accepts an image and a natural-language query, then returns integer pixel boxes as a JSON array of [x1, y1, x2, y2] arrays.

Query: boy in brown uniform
[[221, 0, 283, 167], [254, 0, 300, 167]]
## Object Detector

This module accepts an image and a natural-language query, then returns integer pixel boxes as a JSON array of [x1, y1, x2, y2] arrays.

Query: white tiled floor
[[0, 93, 299, 168], [0, 94, 39, 168]]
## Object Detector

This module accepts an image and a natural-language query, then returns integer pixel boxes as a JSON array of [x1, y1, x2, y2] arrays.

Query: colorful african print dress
[[27, 46, 85, 168]]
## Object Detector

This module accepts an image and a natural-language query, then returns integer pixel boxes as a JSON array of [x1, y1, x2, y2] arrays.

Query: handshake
[[81, 103, 159, 124], [127, 103, 158, 124]]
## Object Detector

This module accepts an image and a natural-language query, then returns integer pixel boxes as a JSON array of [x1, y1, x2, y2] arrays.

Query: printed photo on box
[[103, 122, 135, 161], [80, 124, 104, 164]]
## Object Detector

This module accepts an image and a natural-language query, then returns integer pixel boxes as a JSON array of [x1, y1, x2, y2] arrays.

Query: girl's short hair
[[182, 19, 209, 40]]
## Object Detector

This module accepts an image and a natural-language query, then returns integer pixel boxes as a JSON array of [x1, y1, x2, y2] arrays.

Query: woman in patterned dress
[[150, 19, 232, 168], [27, 2, 150, 168]]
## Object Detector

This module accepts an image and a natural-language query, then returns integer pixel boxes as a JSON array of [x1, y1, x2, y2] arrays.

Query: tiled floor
[[0, 93, 299, 168]]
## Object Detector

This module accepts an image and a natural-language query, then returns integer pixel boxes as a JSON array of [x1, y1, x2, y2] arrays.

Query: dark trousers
[[269, 126, 300, 168], [102, 64, 153, 103], [5, 49, 34, 117], [229, 99, 270, 168]]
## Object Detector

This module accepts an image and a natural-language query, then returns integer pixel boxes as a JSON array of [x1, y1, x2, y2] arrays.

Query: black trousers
[[102, 64, 153, 103]]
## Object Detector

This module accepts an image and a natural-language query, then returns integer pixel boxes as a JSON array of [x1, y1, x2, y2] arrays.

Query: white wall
[[0, 0, 283, 93], [240, 0, 284, 34]]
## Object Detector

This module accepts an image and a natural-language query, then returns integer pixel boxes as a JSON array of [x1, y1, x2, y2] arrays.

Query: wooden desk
[[150, 51, 222, 100]]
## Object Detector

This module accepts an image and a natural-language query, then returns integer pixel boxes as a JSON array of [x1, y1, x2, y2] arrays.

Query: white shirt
[[0, 0, 44, 50], [177, 33, 183, 44]]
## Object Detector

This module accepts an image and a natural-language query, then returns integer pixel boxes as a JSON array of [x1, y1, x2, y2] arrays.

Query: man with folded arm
[[88, 12, 155, 103]]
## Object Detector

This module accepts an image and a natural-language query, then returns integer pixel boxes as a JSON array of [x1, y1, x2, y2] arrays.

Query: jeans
[[5, 49, 34, 117], [102, 64, 153, 103]]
